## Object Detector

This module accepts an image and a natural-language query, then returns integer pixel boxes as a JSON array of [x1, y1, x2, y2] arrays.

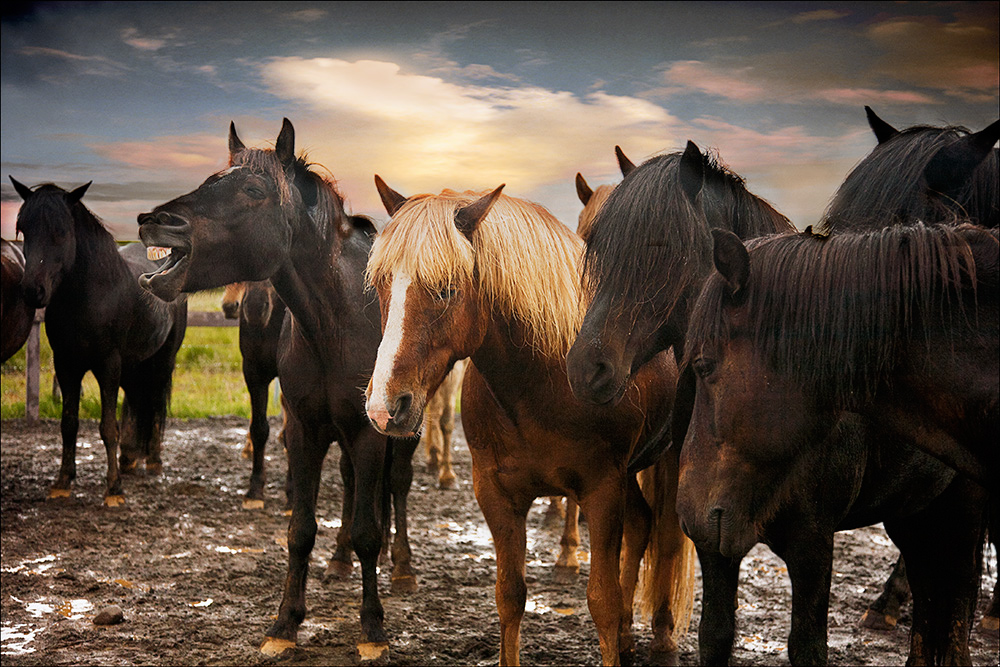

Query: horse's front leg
[[474, 471, 529, 666], [437, 389, 457, 489], [50, 364, 83, 499], [325, 443, 355, 579], [555, 499, 581, 572], [580, 478, 626, 666], [262, 413, 329, 655], [389, 435, 420, 594], [347, 426, 390, 650], [779, 532, 834, 666], [93, 358, 124, 506], [696, 546, 740, 665], [618, 475, 651, 667]]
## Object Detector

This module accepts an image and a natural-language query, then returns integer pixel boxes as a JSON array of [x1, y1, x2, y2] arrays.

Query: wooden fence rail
[[22, 309, 237, 423]]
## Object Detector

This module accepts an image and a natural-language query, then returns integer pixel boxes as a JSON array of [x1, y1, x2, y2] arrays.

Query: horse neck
[[59, 208, 129, 297]]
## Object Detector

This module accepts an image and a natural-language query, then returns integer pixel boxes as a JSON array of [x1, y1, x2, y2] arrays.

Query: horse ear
[[865, 106, 899, 144], [711, 228, 749, 295], [455, 185, 505, 238], [374, 175, 408, 216], [923, 119, 1000, 197], [275, 118, 295, 167], [615, 146, 636, 177], [67, 182, 92, 206], [679, 141, 705, 204], [229, 121, 246, 157], [10, 177, 33, 201], [575, 173, 593, 205]]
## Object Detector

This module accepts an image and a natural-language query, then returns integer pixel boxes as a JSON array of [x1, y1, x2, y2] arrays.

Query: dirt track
[[1, 416, 996, 665]]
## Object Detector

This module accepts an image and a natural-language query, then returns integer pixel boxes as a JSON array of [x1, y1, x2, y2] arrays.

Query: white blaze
[[366, 272, 411, 429]]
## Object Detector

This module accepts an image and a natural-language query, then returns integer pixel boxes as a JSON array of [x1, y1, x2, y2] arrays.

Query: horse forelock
[[821, 125, 998, 232], [686, 224, 985, 408], [367, 189, 584, 359]]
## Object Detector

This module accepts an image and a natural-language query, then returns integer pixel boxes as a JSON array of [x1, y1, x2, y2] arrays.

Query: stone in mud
[[93, 605, 124, 626]]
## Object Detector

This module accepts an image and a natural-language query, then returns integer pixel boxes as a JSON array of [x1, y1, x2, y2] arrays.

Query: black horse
[[135, 120, 419, 657], [11, 179, 187, 504]]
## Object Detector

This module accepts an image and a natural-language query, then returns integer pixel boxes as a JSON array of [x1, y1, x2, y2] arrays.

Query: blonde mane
[[367, 189, 584, 359]]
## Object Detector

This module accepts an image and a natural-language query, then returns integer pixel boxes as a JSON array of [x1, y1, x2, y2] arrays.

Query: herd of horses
[[1, 106, 996, 665]]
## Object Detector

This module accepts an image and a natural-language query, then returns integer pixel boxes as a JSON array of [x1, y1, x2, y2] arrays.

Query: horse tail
[[635, 449, 696, 653]]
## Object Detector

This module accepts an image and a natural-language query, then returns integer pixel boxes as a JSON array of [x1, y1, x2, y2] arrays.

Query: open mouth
[[137, 214, 192, 301]]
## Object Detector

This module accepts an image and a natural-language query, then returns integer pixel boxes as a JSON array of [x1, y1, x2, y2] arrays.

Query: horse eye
[[692, 358, 717, 379], [245, 186, 266, 200], [436, 286, 457, 302]]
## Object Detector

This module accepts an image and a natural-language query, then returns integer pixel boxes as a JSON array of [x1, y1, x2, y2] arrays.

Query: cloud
[[88, 133, 227, 173], [18, 46, 129, 78], [791, 9, 850, 24], [121, 27, 168, 52]]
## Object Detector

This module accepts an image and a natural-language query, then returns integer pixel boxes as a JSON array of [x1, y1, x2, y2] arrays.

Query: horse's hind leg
[[437, 393, 457, 489], [118, 394, 140, 472], [555, 499, 581, 573], [389, 436, 420, 594], [242, 370, 270, 510], [978, 498, 999, 637], [421, 389, 444, 476], [50, 366, 83, 499], [579, 481, 626, 666], [861, 555, 909, 630], [93, 360, 125, 506]]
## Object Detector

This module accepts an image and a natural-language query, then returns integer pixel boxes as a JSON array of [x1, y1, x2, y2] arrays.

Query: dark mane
[[687, 223, 995, 407], [582, 149, 792, 317], [821, 125, 999, 232], [233, 149, 348, 245]]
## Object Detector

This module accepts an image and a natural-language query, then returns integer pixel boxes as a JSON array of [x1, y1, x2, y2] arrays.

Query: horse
[[419, 358, 467, 490], [1, 238, 34, 363], [574, 172, 617, 242], [10, 179, 188, 505], [364, 180, 694, 665], [135, 119, 420, 658], [676, 223, 994, 664], [220, 280, 289, 510]]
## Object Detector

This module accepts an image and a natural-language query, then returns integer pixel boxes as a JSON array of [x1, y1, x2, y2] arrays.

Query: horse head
[[11, 178, 90, 308], [364, 177, 502, 436]]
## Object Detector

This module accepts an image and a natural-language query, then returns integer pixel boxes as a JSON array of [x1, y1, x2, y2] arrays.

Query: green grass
[[0, 288, 282, 420]]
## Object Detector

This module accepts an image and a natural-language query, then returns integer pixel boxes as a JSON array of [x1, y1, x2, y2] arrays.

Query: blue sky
[[2, 1, 997, 239]]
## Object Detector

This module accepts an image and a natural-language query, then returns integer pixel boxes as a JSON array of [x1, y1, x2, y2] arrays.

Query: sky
[[2, 1, 998, 240]]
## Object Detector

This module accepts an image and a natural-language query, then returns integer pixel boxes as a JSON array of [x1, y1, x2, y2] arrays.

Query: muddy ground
[[1, 416, 996, 666]]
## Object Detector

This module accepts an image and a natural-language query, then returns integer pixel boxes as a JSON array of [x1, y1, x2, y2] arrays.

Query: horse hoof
[[860, 609, 897, 630], [104, 495, 125, 507], [390, 575, 418, 594], [260, 637, 296, 656], [553, 563, 580, 582], [357, 641, 389, 662], [48, 488, 71, 499], [282, 508, 293, 517], [120, 458, 141, 473], [979, 615, 999, 637], [438, 476, 456, 490], [241, 498, 265, 510], [145, 462, 162, 476], [649, 649, 680, 667], [325, 559, 353, 580]]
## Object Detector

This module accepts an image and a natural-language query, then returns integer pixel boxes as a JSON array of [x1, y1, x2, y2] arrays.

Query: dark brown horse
[[678, 224, 994, 664], [11, 179, 187, 504], [136, 120, 419, 658], [221, 280, 289, 510], [1, 238, 34, 363], [364, 180, 694, 665]]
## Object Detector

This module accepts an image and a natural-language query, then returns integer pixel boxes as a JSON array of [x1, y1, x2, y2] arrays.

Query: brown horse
[[137, 119, 420, 658], [420, 357, 467, 490], [1, 238, 34, 363], [678, 224, 995, 664], [364, 180, 693, 665]]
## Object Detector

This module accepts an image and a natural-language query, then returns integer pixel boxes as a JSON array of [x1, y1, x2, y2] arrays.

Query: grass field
[[0, 288, 282, 420]]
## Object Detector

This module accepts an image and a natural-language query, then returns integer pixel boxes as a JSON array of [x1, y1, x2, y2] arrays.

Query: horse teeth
[[147, 246, 170, 260]]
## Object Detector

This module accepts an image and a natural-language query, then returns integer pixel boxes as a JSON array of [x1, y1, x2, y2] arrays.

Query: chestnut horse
[[1, 238, 34, 363], [678, 224, 994, 664], [12, 179, 187, 504], [364, 181, 693, 665], [137, 119, 420, 658], [420, 357, 467, 490]]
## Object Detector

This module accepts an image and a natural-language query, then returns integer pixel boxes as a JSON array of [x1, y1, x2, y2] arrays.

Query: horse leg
[[422, 389, 444, 477], [389, 436, 420, 594], [93, 360, 125, 506], [884, 478, 986, 665], [579, 481, 626, 666], [347, 427, 390, 649], [696, 546, 740, 665], [325, 444, 355, 579], [555, 499, 581, 573], [861, 555, 909, 630], [118, 394, 139, 473], [618, 476, 651, 667], [242, 370, 270, 510], [50, 366, 82, 499], [978, 498, 999, 637], [437, 393, 457, 489], [262, 415, 329, 655], [778, 531, 834, 666]]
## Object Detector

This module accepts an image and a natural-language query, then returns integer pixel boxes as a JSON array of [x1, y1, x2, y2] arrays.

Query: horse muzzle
[[137, 211, 193, 301], [365, 390, 422, 437]]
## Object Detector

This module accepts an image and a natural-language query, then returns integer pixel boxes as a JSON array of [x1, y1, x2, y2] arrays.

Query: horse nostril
[[388, 392, 413, 422], [587, 360, 613, 389]]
